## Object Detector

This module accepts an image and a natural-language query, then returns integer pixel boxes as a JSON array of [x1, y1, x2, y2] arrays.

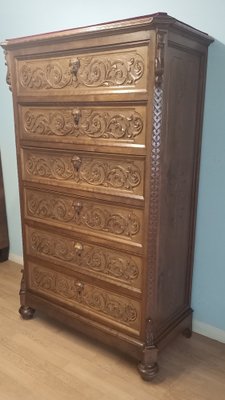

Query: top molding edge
[[1, 12, 214, 49]]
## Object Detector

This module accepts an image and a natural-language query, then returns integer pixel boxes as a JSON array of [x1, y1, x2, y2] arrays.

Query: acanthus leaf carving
[[19, 51, 144, 90], [31, 265, 138, 325], [25, 152, 142, 193], [26, 191, 141, 239], [23, 108, 143, 141], [29, 229, 140, 284]]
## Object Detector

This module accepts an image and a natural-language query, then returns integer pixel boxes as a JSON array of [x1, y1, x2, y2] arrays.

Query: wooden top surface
[[1, 12, 213, 49]]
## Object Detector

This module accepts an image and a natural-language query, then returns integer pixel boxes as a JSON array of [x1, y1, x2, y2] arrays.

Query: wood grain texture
[[22, 148, 145, 197], [1, 261, 225, 400], [16, 46, 148, 96], [19, 105, 146, 146], [25, 225, 143, 292], [1, 14, 213, 380]]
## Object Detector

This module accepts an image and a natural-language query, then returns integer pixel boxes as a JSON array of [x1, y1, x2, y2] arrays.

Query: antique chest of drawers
[[2, 13, 213, 379]]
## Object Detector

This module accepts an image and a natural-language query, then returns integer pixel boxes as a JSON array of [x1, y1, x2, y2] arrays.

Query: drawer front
[[22, 148, 144, 198], [19, 105, 146, 146], [26, 226, 142, 291], [28, 262, 141, 335], [16, 46, 147, 96], [24, 188, 143, 246]]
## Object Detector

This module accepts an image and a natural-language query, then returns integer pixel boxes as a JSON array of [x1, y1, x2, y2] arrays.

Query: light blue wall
[[0, 0, 224, 331]]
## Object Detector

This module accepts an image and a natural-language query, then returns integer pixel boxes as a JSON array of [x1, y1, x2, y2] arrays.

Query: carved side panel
[[26, 226, 142, 289], [20, 106, 145, 144], [28, 262, 141, 332], [16, 46, 147, 95], [25, 189, 143, 244], [22, 149, 144, 196]]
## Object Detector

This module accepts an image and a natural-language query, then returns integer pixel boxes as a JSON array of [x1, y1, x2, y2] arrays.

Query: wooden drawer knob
[[74, 242, 83, 256], [71, 155, 82, 171], [75, 281, 84, 294], [73, 201, 83, 215], [72, 108, 81, 127]]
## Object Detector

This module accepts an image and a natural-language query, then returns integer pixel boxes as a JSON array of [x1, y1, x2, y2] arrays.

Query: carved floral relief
[[22, 107, 144, 141], [24, 150, 143, 194], [26, 190, 141, 240], [18, 49, 145, 92], [28, 228, 140, 286], [30, 264, 139, 327]]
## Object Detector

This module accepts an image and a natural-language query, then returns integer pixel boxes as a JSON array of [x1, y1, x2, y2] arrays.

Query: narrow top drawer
[[16, 46, 148, 97]]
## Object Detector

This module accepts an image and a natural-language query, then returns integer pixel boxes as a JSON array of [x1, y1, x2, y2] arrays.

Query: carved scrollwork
[[19, 51, 144, 90], [26, 191, 141, 239], [23, 108, 143, 141], [31, 228, 140, 283], [30, 265, 138, 325], [20, 62, 73, 89], [25, 152, 142, 193]]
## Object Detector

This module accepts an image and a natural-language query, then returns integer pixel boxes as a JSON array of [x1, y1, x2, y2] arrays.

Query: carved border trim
[[145, 30, 166, 344], [146, 85, 163, 343]]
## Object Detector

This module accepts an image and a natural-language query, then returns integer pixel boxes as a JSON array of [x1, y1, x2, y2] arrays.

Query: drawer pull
[[70, 57, 80, 79], [75, 281, 84, 294], [74, 201, 83, 215], [72, 108, 81, 127], [72, 155, 82, 172], [74, 242, 83, 256]]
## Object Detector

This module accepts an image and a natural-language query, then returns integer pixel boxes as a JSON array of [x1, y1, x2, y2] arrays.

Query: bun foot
[[183, 327, 192, 338], [0, 247, 9, 262], [19, 305, 35, 320], [138, 361, 159, 381]]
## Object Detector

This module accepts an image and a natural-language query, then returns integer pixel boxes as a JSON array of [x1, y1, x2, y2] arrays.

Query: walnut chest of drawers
[[2, 13, 213, 380]]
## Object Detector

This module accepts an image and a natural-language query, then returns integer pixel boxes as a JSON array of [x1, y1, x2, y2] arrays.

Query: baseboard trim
[[193, 320, 225, 343], [9, 253, 24, 265]]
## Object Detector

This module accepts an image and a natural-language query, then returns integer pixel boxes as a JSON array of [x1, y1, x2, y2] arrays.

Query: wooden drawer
[[27, 261, 141, 335], [25, 225, 142, 292], [24, 187, 143, 248], [21, 148, 144, 199], [16, 46, 147, 97], [19, 105, 146, 146]]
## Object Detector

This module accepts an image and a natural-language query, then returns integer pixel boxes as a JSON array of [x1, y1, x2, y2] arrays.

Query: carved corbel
[[4, 50, 12, 91], [155, 31, 166, 87]]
